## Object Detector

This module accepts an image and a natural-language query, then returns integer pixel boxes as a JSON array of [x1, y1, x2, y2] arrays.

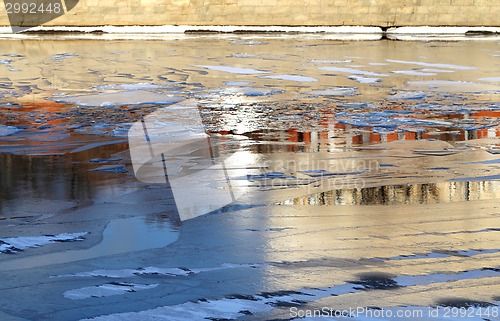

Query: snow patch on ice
[[56, 263, 264, 279], [64, 283, 158, 300], [80, 266, 499, 321], [80, 285, 353, 321], [0, 232, 88, 254]]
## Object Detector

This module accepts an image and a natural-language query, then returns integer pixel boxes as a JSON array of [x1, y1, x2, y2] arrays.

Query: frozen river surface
[[0, 35, 499, 320]]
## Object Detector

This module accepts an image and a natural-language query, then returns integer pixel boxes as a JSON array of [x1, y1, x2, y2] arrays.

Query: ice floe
[[0, 232, 87, 254], [230, 53, 256, 58], [54, 91, 184, 107], [197, 65, 269, 74], [348, 75, 381, 83], [307, 87, 358, 96], [224, 81, 253, 86], [212, 87, 283, 97], [64, 283, 159, 300], [479, 77, 500, 82], [420, 68, 455, 73], [387, 91, 427, 100], [407, 80, 500, 92], [391, 70, 437, 76], [229, 39, 268, 46], [92, 83, 164, 91], [386, 59, 477, 70], [311, 59, 352, 64], [334, 112, 464, 131], [0, 124, 22, 136], [51, 53, 78, 61], [263, 74, 318, 82], [319, 66, 389, 77]]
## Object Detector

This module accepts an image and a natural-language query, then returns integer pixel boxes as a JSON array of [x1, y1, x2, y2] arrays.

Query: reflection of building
[[282, 181, 500, 206], [230, 108, 500, 149]]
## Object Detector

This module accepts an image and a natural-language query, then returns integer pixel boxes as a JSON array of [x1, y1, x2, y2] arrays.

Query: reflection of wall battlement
[[1, 0, 499, 27]]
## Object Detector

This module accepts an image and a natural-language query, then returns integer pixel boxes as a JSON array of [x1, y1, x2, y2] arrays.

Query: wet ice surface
[[0, 216, 179, 271], [0, 37, 499, 320]]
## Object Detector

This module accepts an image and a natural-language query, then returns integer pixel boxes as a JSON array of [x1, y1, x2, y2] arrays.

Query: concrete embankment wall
[[0, 0, 498, 28]]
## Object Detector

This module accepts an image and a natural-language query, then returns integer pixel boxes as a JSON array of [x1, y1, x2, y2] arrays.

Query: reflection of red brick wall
[[386, 132, 398, 142], [352, 135, 363, 144], [476, 128, 488, 139], [370, 133, 381, 143], [405, 132, 417, 140], [472, 111, 500, 117]]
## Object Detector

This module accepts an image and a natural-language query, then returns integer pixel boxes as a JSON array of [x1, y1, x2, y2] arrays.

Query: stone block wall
[[0, 0, 498, 28]]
